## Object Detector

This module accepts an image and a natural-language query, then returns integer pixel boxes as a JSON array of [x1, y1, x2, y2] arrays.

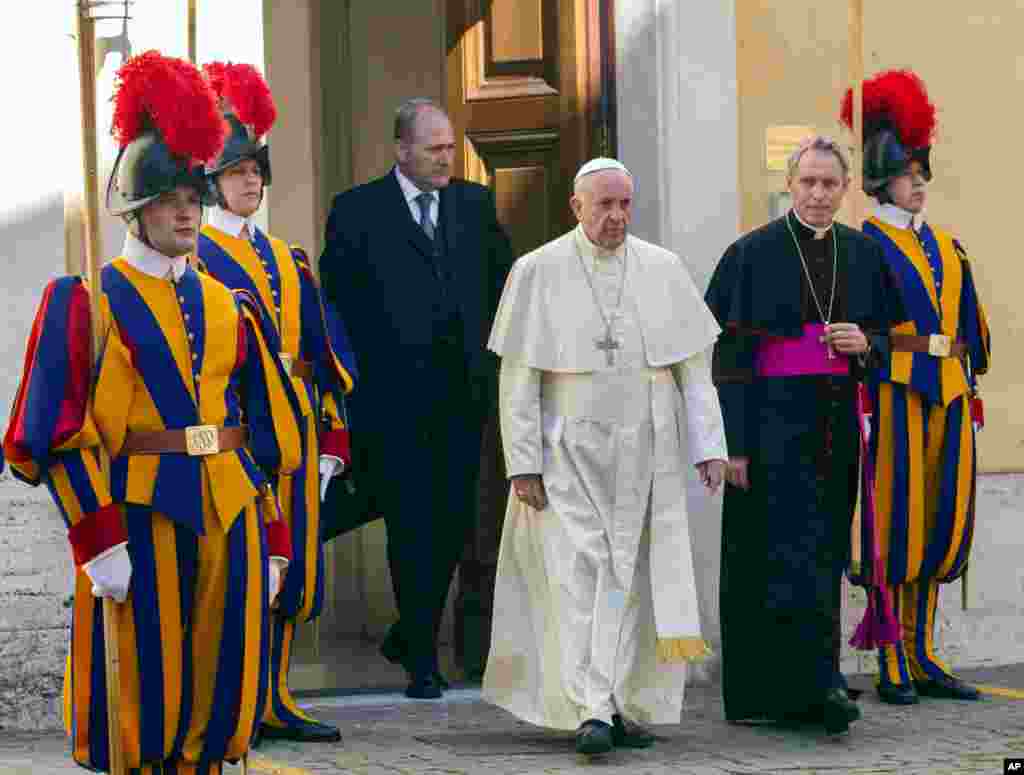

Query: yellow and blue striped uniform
[[3, 259, 302, 774], [197, 224, 355, 731], [863, 217, 991, 688]]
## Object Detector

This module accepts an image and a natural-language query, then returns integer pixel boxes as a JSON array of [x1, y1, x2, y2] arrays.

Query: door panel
[[446, 0, 605, 676]]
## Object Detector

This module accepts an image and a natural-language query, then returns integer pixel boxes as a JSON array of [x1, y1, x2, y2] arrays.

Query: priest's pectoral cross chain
[[595, 330, 621, 366]]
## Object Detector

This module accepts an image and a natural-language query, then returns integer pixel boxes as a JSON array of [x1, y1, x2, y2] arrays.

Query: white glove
[[319, 455, 344, 502], [268, 556, 288, 607], [84, 543, 132, 603]]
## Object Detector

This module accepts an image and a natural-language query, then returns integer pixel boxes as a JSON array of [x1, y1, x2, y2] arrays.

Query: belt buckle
[[185, 424, 220, 456], [279, 352, 293, 375], [928, 334, 952, 358]]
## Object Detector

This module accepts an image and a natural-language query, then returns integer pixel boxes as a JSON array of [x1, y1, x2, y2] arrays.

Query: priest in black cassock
[[705, 136, 905, 735]]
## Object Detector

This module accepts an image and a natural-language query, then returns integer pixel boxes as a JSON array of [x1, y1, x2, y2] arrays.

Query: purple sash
[[755, 323, 850, 377]]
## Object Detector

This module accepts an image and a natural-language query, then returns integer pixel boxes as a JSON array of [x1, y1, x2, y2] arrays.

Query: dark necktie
[[415, 192, 435, 242]]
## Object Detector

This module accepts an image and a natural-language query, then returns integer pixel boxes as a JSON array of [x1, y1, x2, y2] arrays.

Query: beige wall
[[736, 1, 1022, 471]]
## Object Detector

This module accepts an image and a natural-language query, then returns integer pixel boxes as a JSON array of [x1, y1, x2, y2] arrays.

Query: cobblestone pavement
[[3, 665, 1023, 774]]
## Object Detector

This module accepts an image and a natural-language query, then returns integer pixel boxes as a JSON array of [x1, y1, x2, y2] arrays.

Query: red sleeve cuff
[[68, 503, 127, 567], [266, 519, 293, 562], [319, 428, 351, 465]]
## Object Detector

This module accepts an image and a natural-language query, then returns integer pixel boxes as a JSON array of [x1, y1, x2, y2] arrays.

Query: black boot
[[914, 675, 981, 701], [259, 720, 342, 743], [877, 683, 919, 705]]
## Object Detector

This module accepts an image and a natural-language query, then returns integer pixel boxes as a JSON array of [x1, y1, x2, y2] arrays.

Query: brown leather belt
[[120, 424, 248, 457], [890, 334, 966, 359], [280, 354, 313, 381]]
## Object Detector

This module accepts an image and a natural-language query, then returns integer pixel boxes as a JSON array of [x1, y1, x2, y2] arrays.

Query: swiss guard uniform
[[197, 62, 356, 743], [2, 52, 302, 773], [841, 70, 992, 704]]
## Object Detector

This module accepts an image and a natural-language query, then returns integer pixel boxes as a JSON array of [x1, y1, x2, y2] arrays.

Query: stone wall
[[0, 470, 71, 731]]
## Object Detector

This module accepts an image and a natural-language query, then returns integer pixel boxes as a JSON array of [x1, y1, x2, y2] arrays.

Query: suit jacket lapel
[[441, 185, 458, 258], [386, 169, 434, 258]]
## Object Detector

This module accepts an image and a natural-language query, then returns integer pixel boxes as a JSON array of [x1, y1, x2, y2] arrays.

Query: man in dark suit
[[319, 98, 514, 699]]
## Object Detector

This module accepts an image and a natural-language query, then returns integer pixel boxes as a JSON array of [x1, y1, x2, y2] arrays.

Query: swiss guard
[[841, 69, 992, 705], [2, 51, 304, 773], [197, 61, 356, 744]]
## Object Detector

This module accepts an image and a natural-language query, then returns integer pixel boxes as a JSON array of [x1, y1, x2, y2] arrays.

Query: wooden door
[[445, 0, 611, 677]]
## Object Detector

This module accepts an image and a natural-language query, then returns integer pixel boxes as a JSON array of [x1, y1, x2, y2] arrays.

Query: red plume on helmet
[[840, 69, 936, 151], [202, 61, 277, 139], [111, 50, 227, 166]]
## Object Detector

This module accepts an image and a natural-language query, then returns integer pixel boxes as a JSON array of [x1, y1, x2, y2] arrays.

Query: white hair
[[787, 135, 850, 178]]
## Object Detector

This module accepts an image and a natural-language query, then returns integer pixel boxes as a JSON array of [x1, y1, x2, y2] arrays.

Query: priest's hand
[[511, 474, 548, 511], [824, 323, 869, 355], [725, 457, 750, 491], [697, 459, 727, 494]]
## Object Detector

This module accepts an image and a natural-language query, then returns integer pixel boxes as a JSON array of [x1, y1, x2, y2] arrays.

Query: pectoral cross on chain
[[595, 330, 621, 366]]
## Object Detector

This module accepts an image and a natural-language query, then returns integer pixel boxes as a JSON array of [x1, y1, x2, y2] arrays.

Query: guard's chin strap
[[125, 213, 150, 248]]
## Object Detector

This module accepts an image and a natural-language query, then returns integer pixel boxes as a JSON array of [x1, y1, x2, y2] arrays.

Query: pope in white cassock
[[482, 158, 729, 756]]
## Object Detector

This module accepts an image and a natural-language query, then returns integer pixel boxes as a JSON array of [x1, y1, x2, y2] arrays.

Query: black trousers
[[382, 346, 483, 677]]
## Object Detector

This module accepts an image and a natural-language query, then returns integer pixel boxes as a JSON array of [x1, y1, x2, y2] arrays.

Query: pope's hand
[[697, 459, 727, 494], [84, 543, 132, 603], [319, 455, 344, 502], [512, 475, 548, 511], [725, 457, 751, 491]]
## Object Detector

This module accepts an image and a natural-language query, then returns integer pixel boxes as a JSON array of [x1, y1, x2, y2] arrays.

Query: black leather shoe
[[611, 714, 655, 748], [259, 720, 342, 743], [575, 719, 613, 755], [406, 674, 444, 699], [877, 683, 919, 705], [914, 675, 981, 701], [822, 688, 861, 735]]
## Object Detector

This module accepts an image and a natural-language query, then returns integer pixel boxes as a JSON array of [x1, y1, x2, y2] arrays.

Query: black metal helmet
[[106, 50, 226, 217], [206, 113, 272, 184], [107, 130, 216, 216]]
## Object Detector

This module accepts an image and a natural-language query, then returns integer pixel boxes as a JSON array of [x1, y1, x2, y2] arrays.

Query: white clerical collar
[[121, 231, 189, 281], [789, 208, 833, 240], [575, 224, 626, 262], [873, 203, 920, 231], [394, 166, 438, 206], [207, 206, 257, 240]]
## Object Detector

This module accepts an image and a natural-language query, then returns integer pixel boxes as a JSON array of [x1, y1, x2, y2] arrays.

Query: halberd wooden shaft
[[75, 3, 125, 773]]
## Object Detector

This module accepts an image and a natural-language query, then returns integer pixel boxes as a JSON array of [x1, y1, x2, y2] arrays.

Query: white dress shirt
[[121, 231, 189, 281], [395, 166, 438, 228], [207, 206, 257, 240], [873, 203, 919, 231]]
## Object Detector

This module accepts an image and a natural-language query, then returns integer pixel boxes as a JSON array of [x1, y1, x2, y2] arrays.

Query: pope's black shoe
[[406, 673, 444, 700], [575, 719, 614, 755], [258, 720, 342, 743], [611, 714, 655, 748], [914, 674, 981, 701], [877, 683, 919, 705], [822, 688, 861, 735]]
